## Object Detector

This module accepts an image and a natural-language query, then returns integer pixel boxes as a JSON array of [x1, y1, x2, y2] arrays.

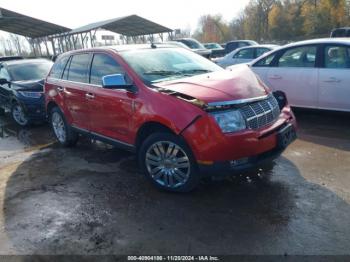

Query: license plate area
[[277, 124, 297, 149]]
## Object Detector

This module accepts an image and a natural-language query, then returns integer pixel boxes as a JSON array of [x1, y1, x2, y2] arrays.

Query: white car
[[247, 38, 350, 112], [214, 45, 278, 68]]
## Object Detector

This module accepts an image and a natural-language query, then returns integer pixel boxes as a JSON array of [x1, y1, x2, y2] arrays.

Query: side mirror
[[102, 74, 134, 91], [0, 78, 9, 85]]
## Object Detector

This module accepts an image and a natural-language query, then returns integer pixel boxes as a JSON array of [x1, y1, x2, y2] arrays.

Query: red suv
[[44, 44, 296, 192]]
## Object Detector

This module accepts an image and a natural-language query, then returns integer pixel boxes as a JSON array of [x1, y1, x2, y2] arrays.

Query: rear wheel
[[11, 103, 29, 126], [50, 107, 78, 147], [139, 133, 200, 192]]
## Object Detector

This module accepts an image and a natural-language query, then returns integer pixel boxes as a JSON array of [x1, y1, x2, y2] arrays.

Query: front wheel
[[138, 133, 200, 192], [50, 107, 78, 147], [11, 103, 29, 126]]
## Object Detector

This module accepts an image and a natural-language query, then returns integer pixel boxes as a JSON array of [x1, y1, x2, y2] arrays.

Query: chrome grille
[[240, 95, 280, 130]]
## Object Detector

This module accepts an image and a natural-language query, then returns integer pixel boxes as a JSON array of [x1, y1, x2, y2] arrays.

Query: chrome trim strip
[[71, 125, 135, 149], [207, 94, 269, 107]]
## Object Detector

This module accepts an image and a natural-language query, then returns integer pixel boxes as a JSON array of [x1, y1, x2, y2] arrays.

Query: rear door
[[255, 45, 319, 108], [318, 44, 350, 111], [86, 52, 135, 143], [62, 53, 92, 130]]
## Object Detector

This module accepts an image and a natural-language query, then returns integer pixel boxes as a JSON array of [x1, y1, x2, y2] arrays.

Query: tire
[[11, 103, 29, 126], [138, 132, 200, 192], [50, 106, 78, 147]]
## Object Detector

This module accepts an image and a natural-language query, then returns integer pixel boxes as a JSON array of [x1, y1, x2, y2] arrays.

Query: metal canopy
[[0, 7, 71, 38], [68, 15, 172, 37]]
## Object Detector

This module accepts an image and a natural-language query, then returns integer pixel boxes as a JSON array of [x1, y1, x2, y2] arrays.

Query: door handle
[[269, 75, 282, 80], [323, 77, 341, 83], [85, 93, 95, 99]]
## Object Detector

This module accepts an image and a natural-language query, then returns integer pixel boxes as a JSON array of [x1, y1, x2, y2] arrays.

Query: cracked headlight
[[211, 110, 246, 133]]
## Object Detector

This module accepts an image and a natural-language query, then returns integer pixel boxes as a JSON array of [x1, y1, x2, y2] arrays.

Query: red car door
[[62, 53, 92, 131], [85, 52, 135, 144]]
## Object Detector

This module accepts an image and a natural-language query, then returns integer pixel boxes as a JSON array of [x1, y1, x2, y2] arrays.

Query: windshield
[[8, 61, 53, 81], [120, 47, 223, 84]]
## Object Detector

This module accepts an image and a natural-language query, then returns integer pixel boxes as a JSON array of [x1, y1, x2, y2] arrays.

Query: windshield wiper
[[180, 69, 212, 75], [143, 70, 182, 76]]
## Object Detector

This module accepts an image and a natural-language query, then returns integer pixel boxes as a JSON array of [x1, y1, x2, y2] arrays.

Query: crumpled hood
[[12, 79, 44, 92], [154, 65, 268, 104]]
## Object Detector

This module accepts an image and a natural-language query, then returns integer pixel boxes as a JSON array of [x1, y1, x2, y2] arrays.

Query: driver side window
[[89, 53, 124, 86], [277, 46, 317, 68]]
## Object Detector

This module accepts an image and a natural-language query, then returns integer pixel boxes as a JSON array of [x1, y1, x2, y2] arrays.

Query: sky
[[0, 0, 250, 32]]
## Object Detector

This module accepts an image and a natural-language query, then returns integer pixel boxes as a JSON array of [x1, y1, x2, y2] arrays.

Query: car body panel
[[45, 45, 296, 168]]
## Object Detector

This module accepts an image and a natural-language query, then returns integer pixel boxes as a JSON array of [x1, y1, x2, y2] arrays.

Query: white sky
[[0, 0, 250, 32]]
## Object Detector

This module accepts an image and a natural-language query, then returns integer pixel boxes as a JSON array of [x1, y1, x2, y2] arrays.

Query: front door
[[86, 53, 135, 144], [264, 45, 319, 108]]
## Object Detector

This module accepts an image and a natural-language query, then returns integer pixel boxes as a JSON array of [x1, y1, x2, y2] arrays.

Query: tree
[[193, 14, 231, 43]]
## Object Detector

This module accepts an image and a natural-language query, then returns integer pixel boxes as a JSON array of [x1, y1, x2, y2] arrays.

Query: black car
[[0, 59, 53, 126], [222, 40, 258, 56], [174, 38, 212, 58], [330, 27, 350, 37]]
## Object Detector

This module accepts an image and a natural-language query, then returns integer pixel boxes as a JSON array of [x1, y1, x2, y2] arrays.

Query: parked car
[[214, 45, 278, 68], [248, 38, 350, 112], [0, 56, 24, 62], [45, 44, 296, 192], [222, 40, 258, 56], [157, 41, 191, 50], [203, 42, 225, 58], [0, 58, 53, 126], [174, 38, 211, 58], [330, 27, 350, 38]]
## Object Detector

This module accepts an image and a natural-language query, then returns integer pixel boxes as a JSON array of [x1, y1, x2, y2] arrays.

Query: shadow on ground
[[3, 143, 350, 255], [293, 108, 350, 151]]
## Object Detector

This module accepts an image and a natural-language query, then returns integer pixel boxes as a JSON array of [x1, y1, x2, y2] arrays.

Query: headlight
[[18, 91, 42, 98], [211, 110, 246, 133]]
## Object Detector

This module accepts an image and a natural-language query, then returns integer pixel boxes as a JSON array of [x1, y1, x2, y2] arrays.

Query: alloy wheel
[[145, 141, 191, 188], [51, 112, 66, 143], [12, 104, 28, 126]]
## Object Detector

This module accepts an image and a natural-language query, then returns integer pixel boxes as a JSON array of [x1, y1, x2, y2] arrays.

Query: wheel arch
[[135, 121, 176, 150], [46, 101, 59, 117]]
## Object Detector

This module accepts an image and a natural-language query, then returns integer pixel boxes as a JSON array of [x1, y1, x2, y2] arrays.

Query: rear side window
[[277, 46, 317, 68], [90, 54, 124, 85], [67, 54, 90, 83], [49, 56, 69, 79], [324, 45, 350, 69]]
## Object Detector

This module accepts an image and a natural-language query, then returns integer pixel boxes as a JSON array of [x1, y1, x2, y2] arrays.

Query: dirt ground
[[0, 109, 349, 255]]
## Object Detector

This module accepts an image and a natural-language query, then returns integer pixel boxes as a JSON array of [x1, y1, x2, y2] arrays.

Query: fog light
[[230, 158, 249, 167]]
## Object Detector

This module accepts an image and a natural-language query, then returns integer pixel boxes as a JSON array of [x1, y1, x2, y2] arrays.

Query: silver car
[[249, 38, 350, 112]]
